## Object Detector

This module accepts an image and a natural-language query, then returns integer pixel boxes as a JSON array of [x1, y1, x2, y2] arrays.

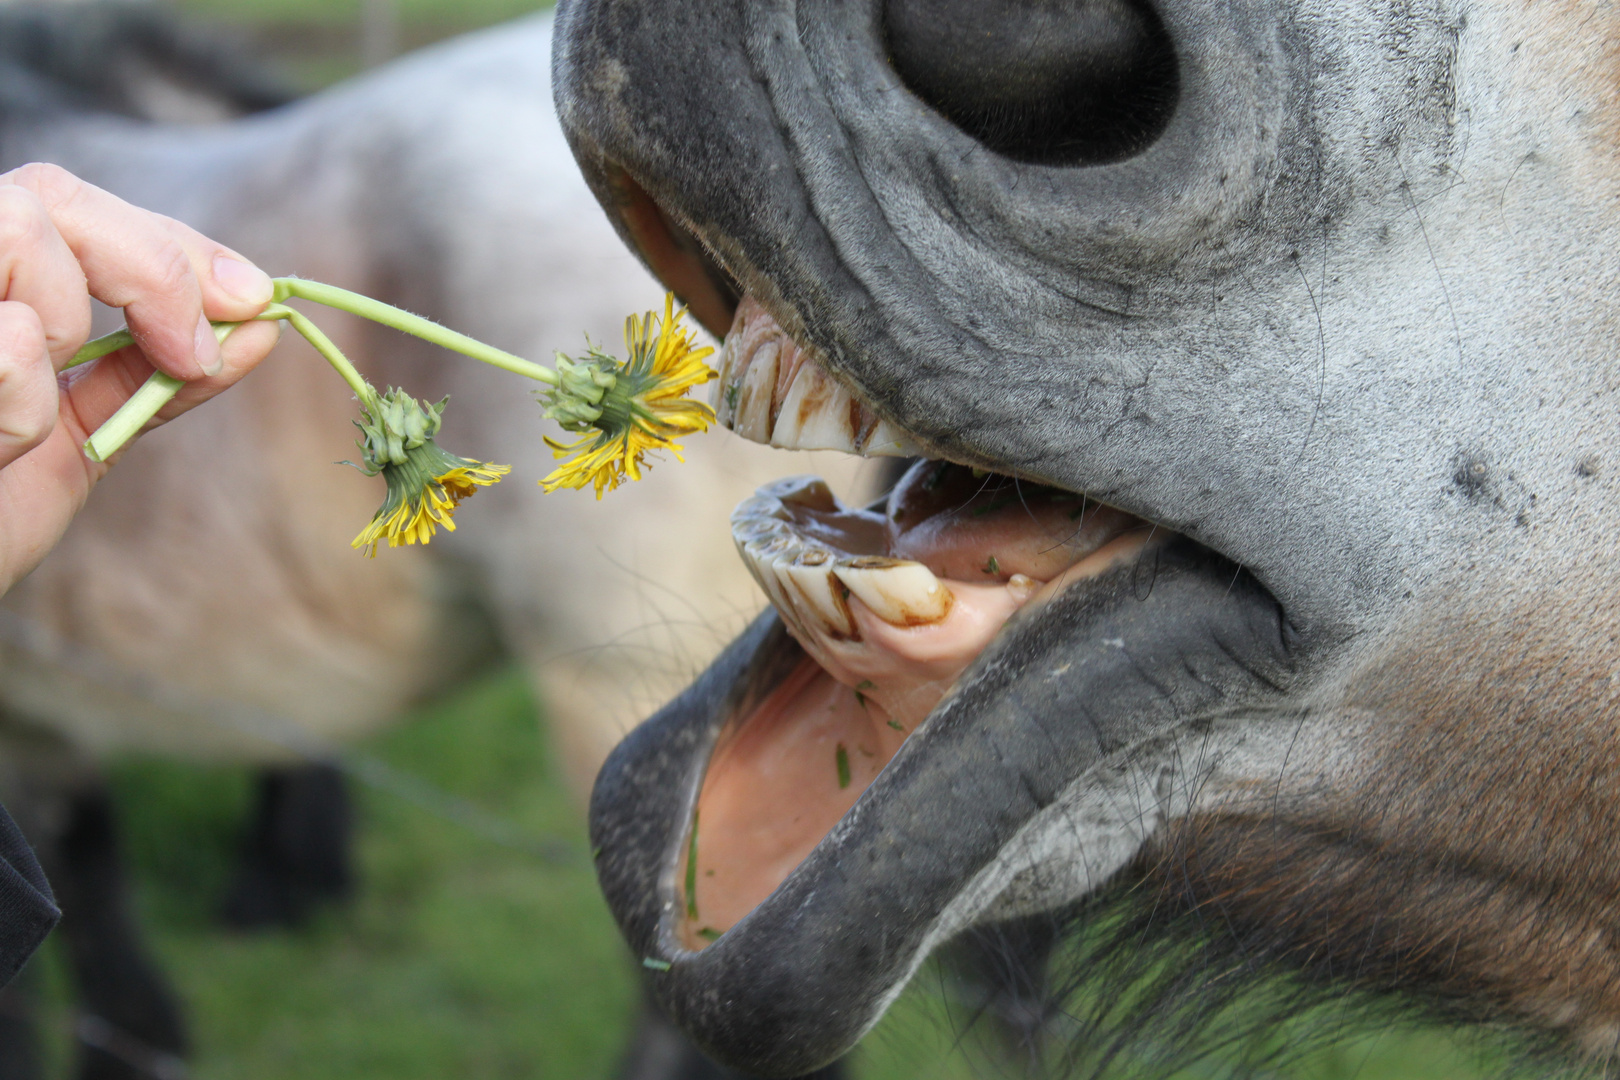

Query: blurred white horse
[[0, 11, 874, 800], [0, 12, 872, 1078]]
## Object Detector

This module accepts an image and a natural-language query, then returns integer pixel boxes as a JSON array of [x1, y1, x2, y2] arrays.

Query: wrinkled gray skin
[[557, 0, 1620, 1074]]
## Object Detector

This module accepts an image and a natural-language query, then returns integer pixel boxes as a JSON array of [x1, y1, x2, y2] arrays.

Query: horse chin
[[588, 300, 1298, 1077]]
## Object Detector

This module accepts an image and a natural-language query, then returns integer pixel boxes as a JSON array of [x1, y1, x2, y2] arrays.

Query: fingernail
[[195, 313, 223, 377], [211, 252, 273, 306]]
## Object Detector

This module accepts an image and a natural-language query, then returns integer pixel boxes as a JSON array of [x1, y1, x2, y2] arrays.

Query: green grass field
[[14, 666, 1499, 1080], [169, 0, 553, 90]]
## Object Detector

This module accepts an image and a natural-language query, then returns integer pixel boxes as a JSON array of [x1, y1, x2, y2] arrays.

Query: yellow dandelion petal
[[542, 294, 718, 498], [351, 444, 509, 557]]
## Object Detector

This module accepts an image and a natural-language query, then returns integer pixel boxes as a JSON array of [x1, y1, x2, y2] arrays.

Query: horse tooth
[[718, 301, 922, 460], [713, 333, 741, 425], [714, 343, 732, 406], [779, 554, 858, 638], [739, 537, 800, 616], [729, 339, 780, 444], [730, 500, 786, 548], [770, 359, 858, 452], [735, 538, 774, 597], [832, 558, 953, 626], [731, 490, 833, 639], [733, 474, 917, 636], [746, 532, 805, 576], [721, 295, 924, 459], [732, 495, 799, 581], [755, 546, 839, 643], [1007, 573, 1039, 604], [749, 558, 814, 642], [858, 417, 920, 458]]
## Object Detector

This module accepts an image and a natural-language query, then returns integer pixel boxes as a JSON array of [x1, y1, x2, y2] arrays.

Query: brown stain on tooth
[[772, 360, 856, 451], [771, 336, 810, 431], [1007, 574, 1039, 603], [840, 555, 906, 570], [779, 560, 860, 639], [852, 398, 875, 451], [733, 340, 780, 444], [720, 292, 919, 458], [833, 561, 953, 626]]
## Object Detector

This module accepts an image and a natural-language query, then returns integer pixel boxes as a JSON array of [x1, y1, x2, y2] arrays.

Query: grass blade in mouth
[[685, 810, 700, 919]]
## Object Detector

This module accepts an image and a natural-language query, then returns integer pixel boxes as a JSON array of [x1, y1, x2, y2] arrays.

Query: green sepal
[[355, 387, 448, 472], [541, 350, 618, 431]]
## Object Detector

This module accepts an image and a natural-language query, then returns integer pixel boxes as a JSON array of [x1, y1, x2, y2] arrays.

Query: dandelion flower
[[540, 293, 716, 497], [350, 388, 510, 556]]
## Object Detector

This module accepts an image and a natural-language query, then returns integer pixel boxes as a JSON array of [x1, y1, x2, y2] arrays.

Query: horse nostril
[[882, 0, 1179, 166]]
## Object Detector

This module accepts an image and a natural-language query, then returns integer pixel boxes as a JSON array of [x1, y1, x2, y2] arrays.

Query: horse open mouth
[[679, 296, 1159, 947], [588, 285, 1294, 1076]]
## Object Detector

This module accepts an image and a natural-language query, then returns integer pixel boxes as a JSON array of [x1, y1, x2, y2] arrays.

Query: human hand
[[0, 162, 282, 593]]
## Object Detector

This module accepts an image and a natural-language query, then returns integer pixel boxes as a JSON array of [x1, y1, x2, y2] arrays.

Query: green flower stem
[[82, 322, 239, 463], [79, 275, 565, 464], [268, 304, 376, 406], [66, 328, 136, 369], [273, 277, 557, 385]]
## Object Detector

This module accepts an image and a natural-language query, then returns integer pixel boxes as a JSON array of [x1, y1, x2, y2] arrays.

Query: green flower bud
[[541, 351, 618, 432], [355, 388, 447, 472]]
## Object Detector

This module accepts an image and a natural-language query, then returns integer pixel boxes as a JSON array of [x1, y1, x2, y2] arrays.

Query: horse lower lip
[[684, 465, 1157, 944], [589, 530, 1289, 1078]]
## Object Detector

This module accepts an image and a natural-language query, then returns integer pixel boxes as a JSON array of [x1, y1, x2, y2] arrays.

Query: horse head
[[556, 0, 1620, 1073]]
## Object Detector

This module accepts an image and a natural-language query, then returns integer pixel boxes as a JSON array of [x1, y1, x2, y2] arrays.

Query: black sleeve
[[0, 803, 59, 985]]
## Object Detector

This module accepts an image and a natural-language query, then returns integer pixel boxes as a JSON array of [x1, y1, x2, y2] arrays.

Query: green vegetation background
[[50, 668, 1493, 1080], [30, 2, 1505, 1077]]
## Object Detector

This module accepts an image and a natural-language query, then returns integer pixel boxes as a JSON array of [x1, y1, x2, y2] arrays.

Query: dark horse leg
[[52, 786, 189, 1080], [0, 978, 43, 1080], [0, 753, 353, 1078], [220, 763, 353, 930], [0, 731, 189, 1080]]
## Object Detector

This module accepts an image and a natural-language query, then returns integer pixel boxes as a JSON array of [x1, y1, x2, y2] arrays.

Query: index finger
[[2, 163, 271, 381]]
